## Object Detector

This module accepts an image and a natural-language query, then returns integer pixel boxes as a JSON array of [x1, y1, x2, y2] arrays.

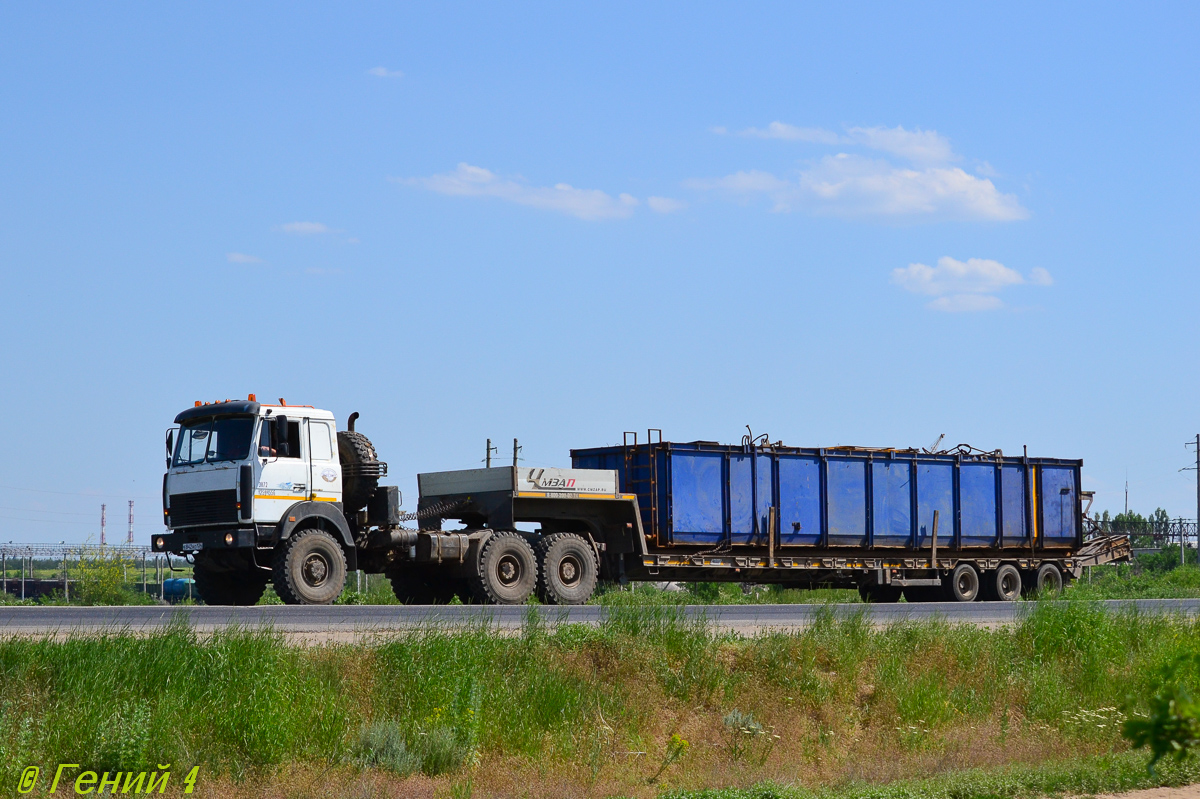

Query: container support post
[[930, 509, 939, 571], [767, 506, 777, 569]]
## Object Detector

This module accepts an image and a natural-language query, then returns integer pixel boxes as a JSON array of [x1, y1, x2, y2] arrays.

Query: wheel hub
[[497, 555, 521, 587], [559, 556, 580, 586], [304, 553, 329, 586]]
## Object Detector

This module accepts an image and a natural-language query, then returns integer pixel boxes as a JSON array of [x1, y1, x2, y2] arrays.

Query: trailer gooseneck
[[154, 399, 1129, 606]]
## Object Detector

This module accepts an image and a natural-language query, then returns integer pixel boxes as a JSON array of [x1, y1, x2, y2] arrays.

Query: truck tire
[[536, 533, 598, 605], [470, 531, 537, 605], [337, 430, 380, 512], [858, 585, 902, 603], [194, 565, 268, 606], [946, 563, 981, 602], [387, 564, 469, 604], [1033, 563, 1064, 597], [984, 564, 1022, 602], [273, 528, 347, 605]]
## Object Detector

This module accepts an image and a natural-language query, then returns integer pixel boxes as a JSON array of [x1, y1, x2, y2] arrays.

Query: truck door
[[254, 416, 310, 523], [307, 420, 342, 503]]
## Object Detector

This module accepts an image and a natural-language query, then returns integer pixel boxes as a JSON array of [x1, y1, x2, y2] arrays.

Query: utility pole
[[485, 439, 498, 468], [1184, 435, 1200, 565], [513, 438, 521, 468], [127, 500, 134, 545], [100, 504, 106, 546]]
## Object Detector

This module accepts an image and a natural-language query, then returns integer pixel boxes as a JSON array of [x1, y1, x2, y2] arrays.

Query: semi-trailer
[[154, 398, 1130, 606]]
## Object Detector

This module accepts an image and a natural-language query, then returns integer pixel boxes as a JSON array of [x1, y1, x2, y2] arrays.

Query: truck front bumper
[[152, 527, 257, 555]]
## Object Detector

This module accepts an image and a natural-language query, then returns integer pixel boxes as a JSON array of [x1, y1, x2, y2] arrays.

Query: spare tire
[[337, 429, 381, 511]]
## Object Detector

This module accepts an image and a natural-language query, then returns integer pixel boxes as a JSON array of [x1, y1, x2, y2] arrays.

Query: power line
[[0, 485, 157, 499], [0, 505, 104, 517], [0, 514, 95, 526]]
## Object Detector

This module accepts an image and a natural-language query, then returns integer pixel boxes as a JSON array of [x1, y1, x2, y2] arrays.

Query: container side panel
[[871, 461, 912, 546], [959, 464, 999, 547], [668, 451, 724, 545], [756, 454, 774, 546], [1041, 466, 1078, 546], [827, 460, 867, 547], [916, 462, 954, 549], [729, 454, 755, 544], [1000, 464, 1027, 546], [778, 456, 821, 545]]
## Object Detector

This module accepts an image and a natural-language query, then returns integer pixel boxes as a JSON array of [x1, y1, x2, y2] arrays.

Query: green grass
[[1, 602, 1199, 796]]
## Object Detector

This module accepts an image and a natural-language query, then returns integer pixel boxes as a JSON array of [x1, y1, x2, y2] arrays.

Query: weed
[[355, 721, 421, 776]]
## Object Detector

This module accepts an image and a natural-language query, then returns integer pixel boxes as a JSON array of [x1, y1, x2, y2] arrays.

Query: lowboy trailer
[[154, 399, 1128, 605]]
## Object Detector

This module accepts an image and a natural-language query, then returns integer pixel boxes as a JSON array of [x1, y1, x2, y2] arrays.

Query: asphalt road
[[0, 599, 1197, 637]]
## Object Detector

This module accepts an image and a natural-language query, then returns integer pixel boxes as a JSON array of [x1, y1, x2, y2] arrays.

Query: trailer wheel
[[536, 533, 598, 605], [387, 564, 469, 604], [273, 528, 347, 605], [337, 430, 381, 512], [1033, 563, 1064, 597], [193, 564, 268, 606], [470, 531, 537, 605], [858, 585, 902, 603], [946, 564, 981, 602], [984, 564, 1022, 602]]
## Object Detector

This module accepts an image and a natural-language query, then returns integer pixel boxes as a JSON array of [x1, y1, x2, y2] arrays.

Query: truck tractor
[[156, 396, 641, 605]]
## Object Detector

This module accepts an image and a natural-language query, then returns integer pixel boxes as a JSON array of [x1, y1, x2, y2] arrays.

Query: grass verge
[[1, 602, 1199, 796]]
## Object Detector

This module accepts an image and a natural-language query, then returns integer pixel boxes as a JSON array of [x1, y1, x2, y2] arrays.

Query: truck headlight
[[155, 536, 165, 550], [225, 533, 234, 546]]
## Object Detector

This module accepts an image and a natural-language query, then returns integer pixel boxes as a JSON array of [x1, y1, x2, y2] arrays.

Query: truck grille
[[169, 489, 238, 528]]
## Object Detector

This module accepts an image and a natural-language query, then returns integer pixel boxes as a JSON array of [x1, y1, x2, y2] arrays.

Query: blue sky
[[1, 3, 1197, 543]]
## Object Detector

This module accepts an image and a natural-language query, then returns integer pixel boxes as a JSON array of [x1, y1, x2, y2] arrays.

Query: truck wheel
[[387, 565, 467, 604], [1033, 563, 1063, 597], [858, 585, 902, 603], [985, 564, 1022, 602], [273, 528, 347, 605], [194, 565, 268, 606], [536, 533, 598, 605], [946, 564, 981, 602], [337, 430, 380, 512], [470, 531, 537, 605]]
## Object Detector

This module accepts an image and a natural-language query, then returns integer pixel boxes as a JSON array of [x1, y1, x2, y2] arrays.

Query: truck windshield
[[173, 417, 256, 466]]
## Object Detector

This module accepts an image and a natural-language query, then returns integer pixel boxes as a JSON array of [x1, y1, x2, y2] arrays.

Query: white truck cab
[[157, 396, 386, 605]]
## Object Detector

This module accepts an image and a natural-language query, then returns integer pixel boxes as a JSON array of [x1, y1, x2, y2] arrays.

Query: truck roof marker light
[[279, 398, 287, 406], [248, 394, 256, 402], [194, 401, 201, 407]]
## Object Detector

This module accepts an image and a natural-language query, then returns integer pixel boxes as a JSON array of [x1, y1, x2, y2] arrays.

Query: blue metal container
[[162, 577, 195, 602], [571, 441, 1081, 552]]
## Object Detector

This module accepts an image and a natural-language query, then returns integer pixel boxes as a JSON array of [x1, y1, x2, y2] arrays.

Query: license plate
[[181, 542, 204, 551]]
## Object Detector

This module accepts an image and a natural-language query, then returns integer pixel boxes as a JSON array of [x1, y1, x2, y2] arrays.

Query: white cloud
[[892, 256, 1053, 312], [737, 122, 841, 144], [892, 257, 1024, 296], [367, 66, 403, 78], [1029, 266, 1054, 286], [396, 163, 640, 220], [647, 196, 686, 213], [846, 125, 957, 164], [226, 252, 262, 264], [277, 222, 333, 235], [688, 156, 1027, 221]]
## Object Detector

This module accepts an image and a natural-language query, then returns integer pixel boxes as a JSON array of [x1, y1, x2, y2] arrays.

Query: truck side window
[[310, 422, 333, 461], [259, 419, 303, 458]]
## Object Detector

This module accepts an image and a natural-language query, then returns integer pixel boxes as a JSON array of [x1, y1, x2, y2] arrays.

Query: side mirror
[[275, 415, 290, 457], [165, 429, 175, 467]]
